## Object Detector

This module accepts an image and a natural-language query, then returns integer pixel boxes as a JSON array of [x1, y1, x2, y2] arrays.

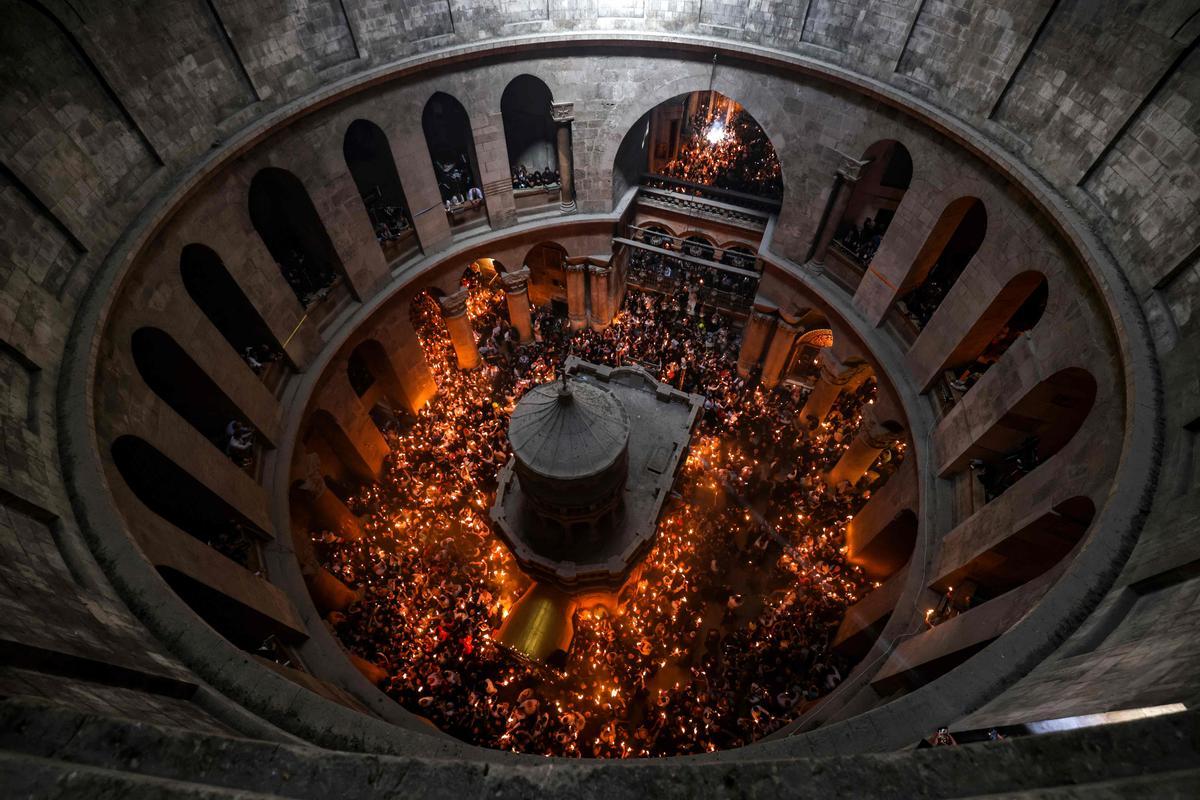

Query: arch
[[833, 140, 913, 267], [956, 368, 1097, 502], [347, 339, 413, 434], [110, 435, 264, 567], [938, 272, 1049, 393], [524, 241, 568, 275], [501, 75, 556, 178], [180, 244, 287, 372], [422, 91, 482, 204], [720, 244, 757, 270], [130, 327, 253, 463], [613, 89, 785, 204], [304, 410, 376, 494], [343, 119, 418, 262], [897, 197, 987, 331], [930, 497, 1095, 620], [248, 167, 344, 307]]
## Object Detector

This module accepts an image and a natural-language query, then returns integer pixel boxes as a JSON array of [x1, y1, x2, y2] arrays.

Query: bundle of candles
[[659, 92, 784, 199], [313, 274, 901, 757]]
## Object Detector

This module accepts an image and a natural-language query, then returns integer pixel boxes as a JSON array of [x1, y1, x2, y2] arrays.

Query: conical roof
[[508, 375, 630, 479]]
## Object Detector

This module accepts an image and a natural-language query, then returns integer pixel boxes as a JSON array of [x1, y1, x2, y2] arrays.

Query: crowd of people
[[626, 243, 758, 311], [311, 272, 903, 757], [833, 216, 889, 267], [657, 93, 783, 199], [511, 163, 560, 190]]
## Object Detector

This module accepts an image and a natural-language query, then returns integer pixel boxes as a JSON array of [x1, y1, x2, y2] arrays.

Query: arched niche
[[954, 367, 1098, 503], [130, 327, 253, 464], [180, 243, 287, 375], [833, 140, 913, 268], [422, 92, 482, 203], [110, 435, 263, 567], [501, 75, 556, 177], [938, 272, 1049, 395], [248, 167, 345, 307], [343, 119, 418, 263], [896, 197, 987, 332]]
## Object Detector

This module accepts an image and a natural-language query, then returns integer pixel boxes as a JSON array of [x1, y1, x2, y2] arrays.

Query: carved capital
[[500, 267, 531, 294], [551, 101, 575, 124], [564, 262, 587, 274], [862, 409, 904, 449], [437, 288, 470, 318], [836, 155, 871, 183]]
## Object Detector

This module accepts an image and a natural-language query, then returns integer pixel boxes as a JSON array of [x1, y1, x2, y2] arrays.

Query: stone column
[[297, 457, 363, 540], [737, 307, 778, 378], [827, 408, 904, 486], [501, 267, 534, 342], [565, 262, 588, 331], [552, 102, 577, 214], [808, 154, 869, 273], [760, 318, 801, 389], [799, 351, 870, 426], [437, 289, 480, 370], [589, 264, 612, 330]]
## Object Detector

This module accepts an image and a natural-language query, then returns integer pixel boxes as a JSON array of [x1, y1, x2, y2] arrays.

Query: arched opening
[[524, 241, 569, 308], [343, 119, 418, 264], [303, 410, 376, 499], [897, 197, 987, 331], [938, 272, 1049, 397], [928, 497, 1095, 624], [645, 90, 783, 199], [180, 244, 287, 379], [682, 234, 716, 261], [502, 75, 559, 209], [111, 435, 263, 568], [130, 327, 257, 468], [409, 288, 451, 385], [832, 140, 913, 270], [848, 508, 917, 581], [720, 244, 756, 270], [156, 567, 301, 656], [248, 167, 343, 307], [348, 339, 410, 435], [954, 368, 1097, 503], [422, 92, 485, 228]]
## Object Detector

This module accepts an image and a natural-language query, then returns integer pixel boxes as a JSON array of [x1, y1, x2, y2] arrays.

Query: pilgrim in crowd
[[511, 164, 560, 190], [311, 270, 902, 758]]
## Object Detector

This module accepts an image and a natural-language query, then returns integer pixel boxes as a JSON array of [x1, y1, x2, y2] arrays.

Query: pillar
[[552, 102, 577, 214], [760, 318, 801, 389], [737, 307, 778, 378], [799, 350, 870, 427], [437, 289, 480, 370], [808, 154, 869, 273], [501, 267, 534, 342], [589, 264, 612, 330], [297, 463, 363, 541], [827, 408, 904, 486], [565, 262, 588, 331], [303, 564, 361, 614]]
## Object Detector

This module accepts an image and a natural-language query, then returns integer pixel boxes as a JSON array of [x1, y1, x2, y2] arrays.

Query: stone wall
[[0, 0, 1194, 771]]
